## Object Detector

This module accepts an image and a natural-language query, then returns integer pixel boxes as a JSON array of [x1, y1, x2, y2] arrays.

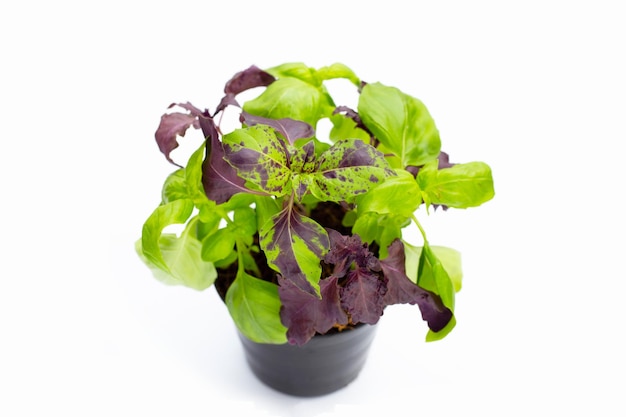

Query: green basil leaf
[[358, 82, 441, 167], [140, 199, 194, 272], [265, 62, 322, 86], [137, 214, 217, 291], [161, 169, 188, 204], [233, 206, 257, 238], [225, 270, 287, 344], [403, 241, 463, 292], [328, 113, 370, 143], [418, 243, 455, 311], [355, 169, 422, 218], [201, 228, 236, 263], [316, 62, 360, 86], [417, 160, 495, 209], [352, 212, 407, 258], [242, 77, 333, 126]]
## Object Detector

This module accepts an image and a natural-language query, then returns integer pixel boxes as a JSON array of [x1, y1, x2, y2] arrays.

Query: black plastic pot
[[238, 324, 377, 397]]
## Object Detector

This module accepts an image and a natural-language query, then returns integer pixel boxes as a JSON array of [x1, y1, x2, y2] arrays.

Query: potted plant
[[136, 62, 495, 396]]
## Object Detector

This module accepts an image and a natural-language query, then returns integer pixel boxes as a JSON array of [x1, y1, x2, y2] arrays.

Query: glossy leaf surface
[[417, 159, 495, 209], [226, 269, 287, 344], [260, 205, 330, 296], [302, 138, 394, 203], [222, 125, 291, 196], [358, 82, 441, 167]]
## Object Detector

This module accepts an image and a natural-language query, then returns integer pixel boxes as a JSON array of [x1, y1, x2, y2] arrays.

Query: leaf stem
[[411, 214, 428, 243]]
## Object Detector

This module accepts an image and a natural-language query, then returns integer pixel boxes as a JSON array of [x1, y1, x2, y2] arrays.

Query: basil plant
[[136, 63, 495, 346]]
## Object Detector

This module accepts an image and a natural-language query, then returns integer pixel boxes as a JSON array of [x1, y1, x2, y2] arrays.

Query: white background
[[2, 0, 625, 415]]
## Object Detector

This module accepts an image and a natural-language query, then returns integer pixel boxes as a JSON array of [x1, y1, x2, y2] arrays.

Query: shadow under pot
[[238, 324, 377, 397]]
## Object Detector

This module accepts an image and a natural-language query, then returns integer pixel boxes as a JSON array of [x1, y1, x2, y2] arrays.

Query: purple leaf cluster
[[278, 230, 452, 346]]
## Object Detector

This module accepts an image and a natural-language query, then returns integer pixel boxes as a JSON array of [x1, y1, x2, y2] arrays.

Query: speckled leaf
[[260, 205, 330, 297], [305, 138, 394, 203], [222, 125, 291, 196]]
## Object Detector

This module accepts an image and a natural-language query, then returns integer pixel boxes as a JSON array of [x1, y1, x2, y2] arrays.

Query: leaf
[[137, 213, 217, 291], [328, 112, 370, 143], [224, 65, 276, 96], [198, 114, 252, 204], [358, 82, 441, 167], [265, 62, 322, 86], [240, 112, 315, 145], [140, 199, 194, 272], [201, 228, 236, 263], [403, 242, 463, 292], [316, 62, 360, 86], [154, 102, 202, 167], [225, 269, 287, 344], [161, 169, 188, 204], [300, 138, 394, 203], [242, 77, 333, 127], [426, 316, 457, 342], [278, 275, 348, 346], [340, 268, 386, 325], [222, 125, 292, 196], [324, 229, 381, 278], [266, 62, 361, 87], [215, 65, 275, 114], [418, 243, 456, 312], [417, 160, 495, 209], [355, 169, 422, 218], [260, 204, 330, 297], [352, 212, 407, 258], [161, 142, 216, 213], [380, 239, 453, 333]]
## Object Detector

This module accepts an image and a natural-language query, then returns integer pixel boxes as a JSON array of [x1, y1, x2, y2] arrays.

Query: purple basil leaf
[[214, 66, 276, 115], [380, 239, 453, 332], [410, 151, 455, 176], [340, 267, 387, 325], [198, 113, 252, 204], [437, 151, 454, 169], [324, 229, 381, 277], [333, 105, 370, 134], [240, 112, 315, 145], [224, 65, 275, 96], [278, 275, 348, 346], [154, 102, 203, 167], [214, 94, 240, 115]]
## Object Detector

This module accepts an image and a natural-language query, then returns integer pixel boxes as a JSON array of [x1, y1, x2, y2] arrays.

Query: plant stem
[[411, 214, 428, 243]]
